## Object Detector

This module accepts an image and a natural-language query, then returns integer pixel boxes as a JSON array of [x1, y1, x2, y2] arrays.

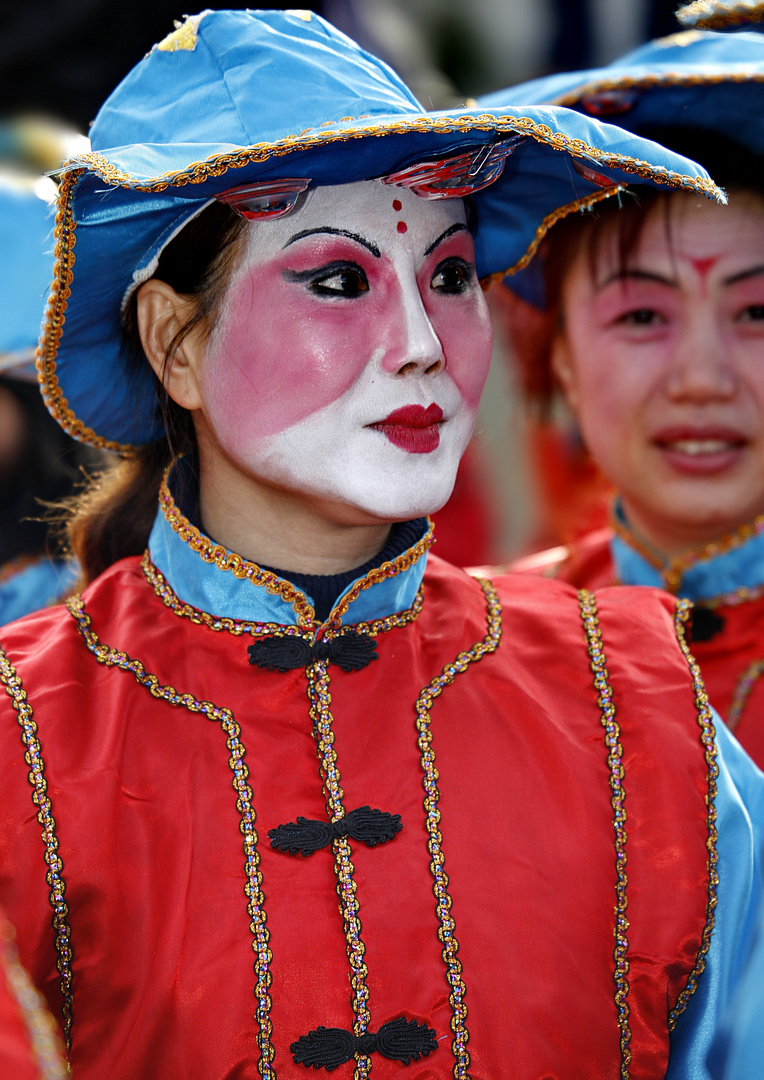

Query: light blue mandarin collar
[[147, 474, 431, 630], [610, 501, 764, 602]]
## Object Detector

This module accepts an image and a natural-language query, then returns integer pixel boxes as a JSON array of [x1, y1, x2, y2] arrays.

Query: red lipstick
[[369, 403, 444, 454]]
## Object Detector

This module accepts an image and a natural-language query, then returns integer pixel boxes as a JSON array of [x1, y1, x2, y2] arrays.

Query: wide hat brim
[[480, 30, 764, 151], [38, 10, 723, 452]]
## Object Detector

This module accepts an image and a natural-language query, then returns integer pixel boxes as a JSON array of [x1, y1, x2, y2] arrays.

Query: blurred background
[[0, 0, 686, 568]]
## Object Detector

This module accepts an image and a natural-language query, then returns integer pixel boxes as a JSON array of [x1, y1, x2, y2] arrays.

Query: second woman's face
[[196, 179, 493, 522], [553, 193, 764, 549]]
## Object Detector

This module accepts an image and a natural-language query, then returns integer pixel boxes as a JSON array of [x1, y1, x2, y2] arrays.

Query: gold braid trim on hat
[[73, 114, 722, 197], [677, 0, 764, 29], [482, 186, 624, 288], [37, 116, 722, 451], [551, 68, 764, 109]]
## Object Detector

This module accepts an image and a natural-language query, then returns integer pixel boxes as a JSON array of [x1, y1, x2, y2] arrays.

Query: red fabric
[[0, 914, 44, 1080], [513, 529, 764, 769], [0, 555, 711, 1079]]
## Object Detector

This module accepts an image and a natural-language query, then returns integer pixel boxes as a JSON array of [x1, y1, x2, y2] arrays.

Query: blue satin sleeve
[[0, 558, 78, 626], [667, 717, 764, 1078]]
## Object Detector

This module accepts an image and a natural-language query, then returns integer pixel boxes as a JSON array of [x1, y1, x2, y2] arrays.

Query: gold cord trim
[[577, 590, 631, 1078], [413, 577, 502, 1079], [611, 509, 764, 594], [141, 551, 425, 638], [151, 467, 432, 631], [0, 649, 74, 1054], [483, 186, 624, 286], [552, 68, 764, 109], [0, 915, 67, 1079], [677, 0, 764, 29], [64, 596, 277, 1075], [668, 599, 719, 1028], [75, 115, 721, 198], [307, 660, 372, 1077], [728, 656, 764, 731]]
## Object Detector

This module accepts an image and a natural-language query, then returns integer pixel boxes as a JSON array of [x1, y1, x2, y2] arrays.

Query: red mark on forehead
[[392, 199, 402, 211], [691, 256, 720, 279], [397, 221, 408, 234]]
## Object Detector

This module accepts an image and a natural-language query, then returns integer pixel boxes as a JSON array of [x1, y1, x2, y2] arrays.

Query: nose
[[381, 279, 444, 377], [665, 315, 736, 403]]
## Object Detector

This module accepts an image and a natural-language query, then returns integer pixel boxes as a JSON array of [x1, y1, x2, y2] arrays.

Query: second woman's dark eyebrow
[[424, 223, 468, 258], [724, 265, 764, 286], [283, 227, 380, 258], [596, 269, 678, 292]]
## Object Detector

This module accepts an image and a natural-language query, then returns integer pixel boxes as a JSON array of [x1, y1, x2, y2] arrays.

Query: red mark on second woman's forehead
[[397, 221, 408, 234], [392, 199, 402, 211], [691, 256, 720, 280]]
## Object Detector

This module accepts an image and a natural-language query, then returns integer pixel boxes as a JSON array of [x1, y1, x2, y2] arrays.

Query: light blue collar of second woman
[[147, 461, 432, 630], [610, 499, 764, 604]]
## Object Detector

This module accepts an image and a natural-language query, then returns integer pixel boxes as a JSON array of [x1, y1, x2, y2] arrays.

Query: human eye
[[431, 257, 474, 295], [614, 307, 665, 328], [283, 261, 369, 298], [737, 303, 764, 323]]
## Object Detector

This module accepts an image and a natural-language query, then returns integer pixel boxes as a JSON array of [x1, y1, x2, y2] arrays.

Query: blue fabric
[[482, 29, 764, 308], [707, 881, 764, 1077], [481, 30, 764, 152], [610, 506, 764, 601], [47, 8, 719, 448], [0, 557, 78, 625], [669, 719, 764, 1078], [148, 502, 427, 628], [0, 179, 54, 371]]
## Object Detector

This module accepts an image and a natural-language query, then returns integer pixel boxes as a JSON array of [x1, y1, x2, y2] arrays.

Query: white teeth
[[665, 439, 734, 455]]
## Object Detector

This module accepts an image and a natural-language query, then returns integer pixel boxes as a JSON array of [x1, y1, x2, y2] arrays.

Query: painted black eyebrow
[[724, 265, 764, 286], [596, 269, 678, 292], [424, 223, 469, 259], [283, 227, 380, 258]]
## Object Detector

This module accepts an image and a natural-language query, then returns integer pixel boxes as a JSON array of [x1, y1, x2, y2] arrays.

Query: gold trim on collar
[[611, 507, 764, 594], [141, 550, 426, 637], [151, 465, 432, 631]]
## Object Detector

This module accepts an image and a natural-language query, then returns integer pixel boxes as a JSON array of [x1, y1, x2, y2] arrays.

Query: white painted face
[[197, 179, 493, 522]]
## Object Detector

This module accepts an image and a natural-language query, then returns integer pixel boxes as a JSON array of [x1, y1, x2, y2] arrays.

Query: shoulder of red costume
[[0, 556, 145, 656], [468, 528, 615, 588]]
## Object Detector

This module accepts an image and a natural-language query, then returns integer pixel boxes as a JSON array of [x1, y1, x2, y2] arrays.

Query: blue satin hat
[[0, 176, 54, 380], [40, 8, 722, 452], [480, 29, 764, 151], [480, 29, 764, 306], [678, 1, 764, 29]]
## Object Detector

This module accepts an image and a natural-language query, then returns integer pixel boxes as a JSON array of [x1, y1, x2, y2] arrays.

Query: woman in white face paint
[[0, 10, 761, 1080]]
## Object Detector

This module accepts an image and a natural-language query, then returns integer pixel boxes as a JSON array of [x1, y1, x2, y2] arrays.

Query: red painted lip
[[369, 403, 444, 454], [652, 426, 749, 476]]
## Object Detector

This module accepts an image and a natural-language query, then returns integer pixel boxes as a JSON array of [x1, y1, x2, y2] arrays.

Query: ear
[[550, 331, 580, 416], [136, 279, 205, 411]]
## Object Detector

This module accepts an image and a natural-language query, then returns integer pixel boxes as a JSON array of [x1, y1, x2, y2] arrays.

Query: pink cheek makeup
[[205, 258, 380, 442]]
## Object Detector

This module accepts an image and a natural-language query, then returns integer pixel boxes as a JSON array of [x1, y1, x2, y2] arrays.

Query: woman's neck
[[618, 495, 764, 564], [196, 448, 392, 576]]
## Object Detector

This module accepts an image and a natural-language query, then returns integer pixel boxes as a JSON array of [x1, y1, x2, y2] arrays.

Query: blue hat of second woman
[[39, 8, 723, 451], [480, 28, 764, 305]]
